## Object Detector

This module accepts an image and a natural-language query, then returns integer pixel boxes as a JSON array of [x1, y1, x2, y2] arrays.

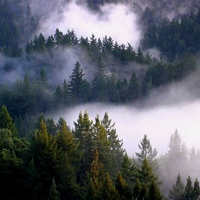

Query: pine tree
[[183, 176, 194, 200], [133, 178, 142, 199], [86, 149, 105, 199], [73, 111, 94, 185], [63, 79, 70, 106], [101, 172, 119, 200], [135, 134, 159, 172], [24, 158, 41, 200], [92, 114, 111, 173], [115, 171, 132, 200], [127, 71, 141, 101], [91, 57, 107, 101], [193, 178, 200, 199], [30, 119, 61, 199], [56, 119, 79, 164], [0, 128, 29, 199], [137, 158, 160, 187], [49, 177, 60, 200], [169, 173, 185, 200], [101, 112, 125, 178], [0, 105, 18, 136], [120, 153, 136, 185], [69, 61, 85, 102], [148, 181, 162, 200]]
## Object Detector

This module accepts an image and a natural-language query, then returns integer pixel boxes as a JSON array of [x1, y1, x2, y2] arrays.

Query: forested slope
[[1, 0, 200, 199]]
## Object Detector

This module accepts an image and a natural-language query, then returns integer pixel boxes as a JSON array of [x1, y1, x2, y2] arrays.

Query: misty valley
[[1, 0, 200, 199]]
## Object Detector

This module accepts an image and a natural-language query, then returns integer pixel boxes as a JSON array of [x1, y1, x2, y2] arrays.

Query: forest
[[1, 0, 200, 199]]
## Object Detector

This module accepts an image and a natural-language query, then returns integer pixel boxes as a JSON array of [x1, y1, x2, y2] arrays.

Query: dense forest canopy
[[1, 0, 200, 199]]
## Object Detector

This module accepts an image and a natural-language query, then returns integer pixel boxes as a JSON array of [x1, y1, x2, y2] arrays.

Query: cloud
[[38, 1, 141, 49]]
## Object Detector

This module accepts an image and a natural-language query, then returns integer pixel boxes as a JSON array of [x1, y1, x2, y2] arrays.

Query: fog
[[38, 1, 141, 49], [52, 82, 200, 158]]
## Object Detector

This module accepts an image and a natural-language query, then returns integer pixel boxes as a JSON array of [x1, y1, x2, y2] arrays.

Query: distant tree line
[[0, 52, 198, 120], [142, 8, 200, 61]]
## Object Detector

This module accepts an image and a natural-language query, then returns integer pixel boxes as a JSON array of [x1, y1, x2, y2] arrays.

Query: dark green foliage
[[127, 71, 142, 101], [0, 105, 18, 136], [135, 134, 159, 173], [149, 181, 162, 200], [169, 173, 185, 200], [101, 112, 125, 178], [137, 158, 159, 187], [86, 149, 105, 200], [133, 179, 142, 199], [49, 178, 60, 200], [23, 158, 41, 200], [120, 153, 137, 185], [101, 172, 119, 200], [69, 62, 86, 102], [183, 176, 194, 200], [0, 124, 29, 199], [115, 171, 132, 200]]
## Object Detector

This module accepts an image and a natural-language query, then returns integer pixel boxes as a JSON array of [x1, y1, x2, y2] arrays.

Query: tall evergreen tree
[[137, 158, 160, 187], [135, 134, 159, 172], [149, 181, 162, 200], [183, 176, 194, 200], [101, 172, 119, 200], [120, 153, 136, 185], [127, 71, 141, 101], [101, 112, 125, 178], [73, 111, 94, 185], [115, 171, 132, 200], [0, 105, 18, 136], [49, 177, 60, 200], [86, 149, 105, 200], [30, 119, 61, 199], [169, 173, 185, 200], [69, 62, 85, 102]]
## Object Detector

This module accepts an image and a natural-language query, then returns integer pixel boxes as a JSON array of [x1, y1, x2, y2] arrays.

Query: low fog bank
[[53, 100, 200, 157], [50, 72, 200, 157]]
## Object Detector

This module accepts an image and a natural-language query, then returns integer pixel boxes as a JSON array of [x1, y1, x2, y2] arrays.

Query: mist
[[37, 1, 141, 49], [51, 72, 200, 158]]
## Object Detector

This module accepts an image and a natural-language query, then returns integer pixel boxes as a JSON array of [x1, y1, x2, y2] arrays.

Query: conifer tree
[[133, 178, 142, 199], [0, 105, 18, 136], [69, 62, 85, 102], [183, 176, 194, 200], [101, 112, 125, 177], [92, 115, 111, 172], [169, 173, 185, 200], [30, 119, 61, 199], [137, 158, 160, 187], [49, 177, 60, 200], [193, 178, 200, 199], [0, 128, 29, 199], [86, 149, 105, 199], [128, 71, 141, 101], [135, 134, 159, 172], [73, 111, 93, 184], [24, 158, 41, 200], [115, 171, 132, 200], [120, 153, 136, 185], [56, 119, 79, 164], [101, 172, 119, 200], [148, 181, 162, 200]]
